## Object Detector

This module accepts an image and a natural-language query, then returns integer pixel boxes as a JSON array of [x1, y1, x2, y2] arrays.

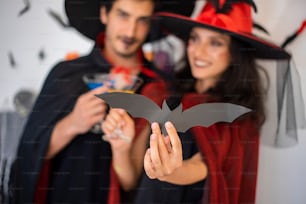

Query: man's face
[[101, 0, 154, 58]]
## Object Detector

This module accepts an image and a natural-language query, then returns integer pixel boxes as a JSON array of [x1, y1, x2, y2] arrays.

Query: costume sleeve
[[182, 93, 259, 204], [192, 118, 259, 204]]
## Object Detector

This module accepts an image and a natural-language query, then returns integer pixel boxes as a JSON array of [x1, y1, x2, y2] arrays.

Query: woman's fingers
[[151, 122, 162, 136], [154, 125, 172, 172], [148, 122, 179, 176], [102, 109, 123, 134], [146, 122, 183, 178], [165, 121, 182, 156], [149, 131, 173, 177], [148, 133, 162, 169], [144, 149, 156, 179], [163, 136, 172, 153], [102, 108, 135, 145]]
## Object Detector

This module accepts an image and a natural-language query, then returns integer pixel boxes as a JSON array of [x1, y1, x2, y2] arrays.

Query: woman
[[102, 0, 304, 203]]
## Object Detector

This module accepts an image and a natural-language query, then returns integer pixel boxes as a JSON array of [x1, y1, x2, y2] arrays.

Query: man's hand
[[69, 86, 109, 134]]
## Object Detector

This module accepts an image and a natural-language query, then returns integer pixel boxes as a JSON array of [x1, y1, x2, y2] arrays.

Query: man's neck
[[102, 49, 142, 75]]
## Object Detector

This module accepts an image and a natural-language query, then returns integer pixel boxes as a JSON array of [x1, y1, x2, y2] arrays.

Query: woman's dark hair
[[175, 37, 269, 126]]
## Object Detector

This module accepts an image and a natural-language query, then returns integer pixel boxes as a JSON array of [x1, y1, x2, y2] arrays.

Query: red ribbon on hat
[[297, 20, 306, 34], [281, 19, 306, 48], [197, 2, 252, 33], [197, 13, 239, 32]]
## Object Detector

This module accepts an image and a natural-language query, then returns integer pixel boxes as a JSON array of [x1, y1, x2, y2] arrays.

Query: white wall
[[253, 1, 306, 204], [0, 0, 92, 111], [0, 0, 305, 203]]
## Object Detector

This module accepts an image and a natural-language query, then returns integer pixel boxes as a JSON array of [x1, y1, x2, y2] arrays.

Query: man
[[10, 0, 196, 203]]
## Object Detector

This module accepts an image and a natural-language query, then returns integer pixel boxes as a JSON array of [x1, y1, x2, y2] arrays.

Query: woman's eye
[[211, 40, 224, 47], [188, 35, 197, 43]]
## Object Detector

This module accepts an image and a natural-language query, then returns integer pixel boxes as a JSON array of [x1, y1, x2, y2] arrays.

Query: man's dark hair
[[102, 0, 158, 13]]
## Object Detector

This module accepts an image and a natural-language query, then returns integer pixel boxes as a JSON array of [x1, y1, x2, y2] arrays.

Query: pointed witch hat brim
[[65, 0, 196, 42], [154, 1, 290, 59]]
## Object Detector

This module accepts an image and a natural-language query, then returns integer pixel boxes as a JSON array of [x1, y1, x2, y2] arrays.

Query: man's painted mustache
[[120, 36, 137, 46]]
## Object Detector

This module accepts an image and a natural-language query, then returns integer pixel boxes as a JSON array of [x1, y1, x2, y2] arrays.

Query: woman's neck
[[195, 79, 217, 93]]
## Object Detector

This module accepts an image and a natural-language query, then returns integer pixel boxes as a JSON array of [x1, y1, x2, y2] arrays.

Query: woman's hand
[[144, 121, 183, 179], [102, 108, 138, 191], [102, 108, 135, 152]]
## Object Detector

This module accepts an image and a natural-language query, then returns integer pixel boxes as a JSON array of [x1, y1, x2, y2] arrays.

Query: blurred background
[[0, 0, 305, 203]]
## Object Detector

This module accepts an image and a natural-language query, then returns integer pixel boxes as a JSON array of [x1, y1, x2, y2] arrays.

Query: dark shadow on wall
[[0, 89, 36, 204]]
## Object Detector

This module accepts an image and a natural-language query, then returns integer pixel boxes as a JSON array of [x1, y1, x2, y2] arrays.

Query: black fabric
[[134, 130, 205, 204], [10, 45, 164, 203], [258, 59, 306, 147]]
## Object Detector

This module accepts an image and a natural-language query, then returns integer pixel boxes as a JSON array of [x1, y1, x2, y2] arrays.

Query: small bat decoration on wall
[[8, 51, 17, 68], [18, 0, 31, 17], [96, 92, 251, 134], [47, 9, 70, 28]]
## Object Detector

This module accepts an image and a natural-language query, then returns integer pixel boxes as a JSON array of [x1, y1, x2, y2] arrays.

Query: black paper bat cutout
[[96, 92, 251, 134], [38, 48, 45, 61], [8, 51, 17, 68], [47, 9, 70, 28], [18, 0, 30, 17]]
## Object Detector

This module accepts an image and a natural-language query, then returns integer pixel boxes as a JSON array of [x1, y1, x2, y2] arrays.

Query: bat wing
[[95, 92, 162, 123], [175, 103, 251, 132]]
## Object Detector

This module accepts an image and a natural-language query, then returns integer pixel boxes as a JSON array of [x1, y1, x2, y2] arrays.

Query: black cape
[[10, 45, 166, 203]]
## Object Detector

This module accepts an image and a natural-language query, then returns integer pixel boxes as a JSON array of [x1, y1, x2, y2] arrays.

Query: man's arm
[[46, 86, 108, 159]]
